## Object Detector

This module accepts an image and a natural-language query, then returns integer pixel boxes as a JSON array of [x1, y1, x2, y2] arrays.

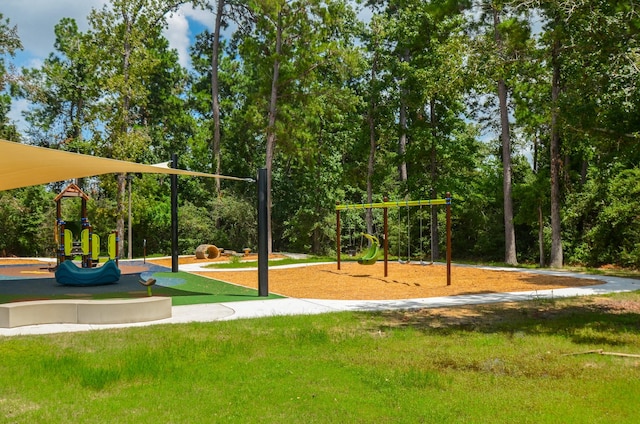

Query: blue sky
[[2, 0, 214, 131], [2, 0, 371, 134], [3, 0, 212, 67]]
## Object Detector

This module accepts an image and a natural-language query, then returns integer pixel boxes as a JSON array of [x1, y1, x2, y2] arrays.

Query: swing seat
[[358, 233, 380, 265]]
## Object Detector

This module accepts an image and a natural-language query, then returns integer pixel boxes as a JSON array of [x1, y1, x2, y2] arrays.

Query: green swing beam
[[336, 194, 452, 285]]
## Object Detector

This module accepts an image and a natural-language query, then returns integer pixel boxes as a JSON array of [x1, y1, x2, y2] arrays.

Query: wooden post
[[383, 196, 388, 277]]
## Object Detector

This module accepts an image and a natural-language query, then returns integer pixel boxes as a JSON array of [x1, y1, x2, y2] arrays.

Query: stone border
[[0, 297, 172, 328]]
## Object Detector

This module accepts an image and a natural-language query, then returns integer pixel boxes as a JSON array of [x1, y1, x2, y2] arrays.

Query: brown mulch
[[184, 261, 600, 300], [2, 256, 600, 301]]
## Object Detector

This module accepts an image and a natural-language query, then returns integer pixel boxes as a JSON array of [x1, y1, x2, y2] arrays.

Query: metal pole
[[257, 168, 269, 296], [128, 175, 132, 260], [171, 154, 179, 273], [446, 192, 452, 286], [336, 202, 341, 270]]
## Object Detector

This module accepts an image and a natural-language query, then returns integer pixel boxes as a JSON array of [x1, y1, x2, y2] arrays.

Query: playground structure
[[54, 184, 119, 268], [55, 259, 121, 286], [336, 194, 452, 285], [195, 244, 221, 259]]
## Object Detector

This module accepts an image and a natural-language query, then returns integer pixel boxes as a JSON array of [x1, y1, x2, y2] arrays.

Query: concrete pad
[[0, 300, 78, 328], [76, 297, 172, 324], [0, 297, 172, 328]]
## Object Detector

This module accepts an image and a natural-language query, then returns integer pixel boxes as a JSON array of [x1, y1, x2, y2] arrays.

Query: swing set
[[336, 193, 452, 285]]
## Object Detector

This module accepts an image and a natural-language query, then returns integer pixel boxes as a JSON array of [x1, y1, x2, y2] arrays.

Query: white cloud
[[3, 0, 105, 59], [3, 0, 210, 69], [179, 3, 214, 29], [3, 1, 211, 136], [164, 11, 192, 68], [163, 3, 215, 68], [7, 98, 29, 135]]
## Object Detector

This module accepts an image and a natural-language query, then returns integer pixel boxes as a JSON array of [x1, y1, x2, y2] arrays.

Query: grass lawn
[[1, 291, 640, 423], [204, 256, 335, 269]]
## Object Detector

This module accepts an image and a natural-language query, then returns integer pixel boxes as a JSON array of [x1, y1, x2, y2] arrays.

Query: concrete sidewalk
[[1, 269, 638, 337]]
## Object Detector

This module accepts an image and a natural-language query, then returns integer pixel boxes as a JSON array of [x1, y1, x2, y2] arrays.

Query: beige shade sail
[[0, 139, 253, 191]]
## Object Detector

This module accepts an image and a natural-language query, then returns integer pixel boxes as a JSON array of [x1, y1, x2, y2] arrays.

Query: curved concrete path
[[1, 266, 638, 337]]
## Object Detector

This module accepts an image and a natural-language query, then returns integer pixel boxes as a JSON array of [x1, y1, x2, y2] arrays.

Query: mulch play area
[[0, 256, 600, 302], [149, 256, 600, 301]]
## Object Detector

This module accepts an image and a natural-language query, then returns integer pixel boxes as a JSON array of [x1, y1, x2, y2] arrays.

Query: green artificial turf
[[149, 271, 282, 305], [0, 271, 282, 305]]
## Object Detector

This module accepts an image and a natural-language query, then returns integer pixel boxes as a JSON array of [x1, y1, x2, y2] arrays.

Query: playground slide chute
[[55, 260, 121, 286], [358, 233, 380, 265]]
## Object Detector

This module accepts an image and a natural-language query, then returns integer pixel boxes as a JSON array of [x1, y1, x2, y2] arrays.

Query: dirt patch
[[190, 261, 599, 300]]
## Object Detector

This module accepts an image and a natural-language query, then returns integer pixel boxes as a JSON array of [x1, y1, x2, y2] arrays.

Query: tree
[[0, 14, 22, 141], [86, 0, 201, 257], [235, 0, 361, 252], [369, 0, 473, 259], [20, 18, 97, 150], [468, 0, 533, 265]]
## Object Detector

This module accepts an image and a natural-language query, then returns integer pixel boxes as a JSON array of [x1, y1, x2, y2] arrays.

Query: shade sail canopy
[[0, 139, 253, 191]]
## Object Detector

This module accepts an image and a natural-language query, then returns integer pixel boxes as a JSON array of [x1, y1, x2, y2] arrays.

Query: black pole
[[257, 168, 269, 296], [171, 154, 179, 273], [336, 203, 341, 271], [446, 192, 452, 286]]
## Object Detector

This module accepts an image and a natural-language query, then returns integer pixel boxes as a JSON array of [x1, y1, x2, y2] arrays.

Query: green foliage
[[565, 168, 640, 268], [171, 195, 258, 256], [0, 187, 56, 256], [2, 0, 640, 270], [2, 293, 640, 421]]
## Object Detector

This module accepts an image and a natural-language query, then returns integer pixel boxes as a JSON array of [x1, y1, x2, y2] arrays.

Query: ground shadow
[[369, 294, 640, 346]]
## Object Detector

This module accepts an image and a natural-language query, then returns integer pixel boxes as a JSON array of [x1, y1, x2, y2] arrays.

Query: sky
[[2, 0, 214, 131], [2, 1, 372, 136]]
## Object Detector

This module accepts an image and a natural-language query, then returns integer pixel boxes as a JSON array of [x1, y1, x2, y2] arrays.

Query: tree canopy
[[2, 0, 640, 269]]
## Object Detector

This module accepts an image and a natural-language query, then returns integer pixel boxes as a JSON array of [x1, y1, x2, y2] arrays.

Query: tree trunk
[[498, 76, 517, 265], [116, 173, 127, 259], [429, 98, 439, 260], [538, 204, 545, 267], [494, 9, 517, 266], [365, 49, 378, 236], [365, 48, 378, 238], [117, 16, 133, 260], [533, 132, 545, 267], [211, 0, 224, 196], [265, 10, 282, 255], [398, 50, 409, 185], [549, 37, 563, 268]]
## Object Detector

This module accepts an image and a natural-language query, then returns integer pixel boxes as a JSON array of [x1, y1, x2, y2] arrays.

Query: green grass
[[205, 256, 335, 269], [1, 291, 640, 423]]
